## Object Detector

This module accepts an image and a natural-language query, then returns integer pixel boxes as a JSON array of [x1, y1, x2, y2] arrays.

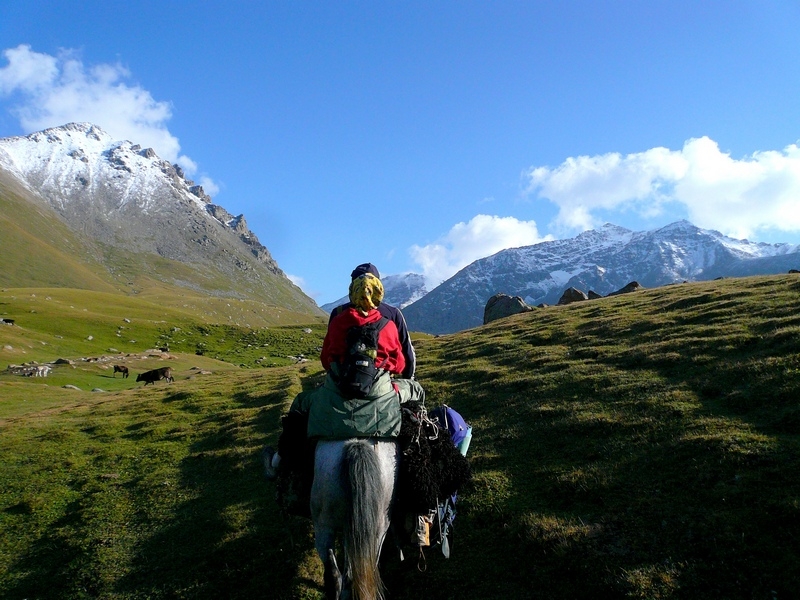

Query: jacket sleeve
[[377, 320, 406, 376], [383, 305, 416, 378]]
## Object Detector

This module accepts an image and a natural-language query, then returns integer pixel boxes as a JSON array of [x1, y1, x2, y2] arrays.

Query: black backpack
[[336, 316, 390, 399]]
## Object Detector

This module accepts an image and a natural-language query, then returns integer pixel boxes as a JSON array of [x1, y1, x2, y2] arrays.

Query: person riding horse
[[264, 270, 424, 477], [263, 269, 427, 599]]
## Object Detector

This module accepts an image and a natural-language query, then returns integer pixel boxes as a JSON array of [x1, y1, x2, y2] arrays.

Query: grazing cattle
[[113, 365, 129, 378], [136, 366, 173, 385]]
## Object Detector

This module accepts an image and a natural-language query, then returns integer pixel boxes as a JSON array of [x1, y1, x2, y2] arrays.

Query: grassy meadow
[[2, 274, 800, 599]]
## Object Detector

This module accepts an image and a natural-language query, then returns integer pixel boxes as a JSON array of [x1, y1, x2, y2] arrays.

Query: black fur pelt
[[276, 410, 317, 517], [395, 402, 472, 514]]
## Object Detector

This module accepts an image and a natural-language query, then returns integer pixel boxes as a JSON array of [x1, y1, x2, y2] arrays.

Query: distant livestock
[[113, 365, 129, 378], [136, 367, 173, 385], [6, 364, 50, 377]]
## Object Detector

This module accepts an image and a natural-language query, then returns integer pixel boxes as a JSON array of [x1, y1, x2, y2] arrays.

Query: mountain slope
[[3, 274, 800, 599], [403, 221, 800, 334], [0, 123, 324, 321], [0, 169, 117, 291], [320, 272, 428, 313]]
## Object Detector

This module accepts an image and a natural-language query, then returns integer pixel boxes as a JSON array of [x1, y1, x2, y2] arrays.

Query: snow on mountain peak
[[0, 122, 211, 214], [402, 220, 800, 334]]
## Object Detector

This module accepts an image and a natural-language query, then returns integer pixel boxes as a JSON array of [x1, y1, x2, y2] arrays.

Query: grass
[[2, 274, 800, 599], [0, 287, 326, 368], [0, 175, 326, 325]]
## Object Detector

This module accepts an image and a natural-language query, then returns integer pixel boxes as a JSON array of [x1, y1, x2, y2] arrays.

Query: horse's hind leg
[[314, 527, 341, 599], [324, 548, 343, 600]]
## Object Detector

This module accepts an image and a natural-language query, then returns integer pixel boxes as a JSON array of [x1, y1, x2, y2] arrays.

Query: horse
[[311, 437, 399, 600]]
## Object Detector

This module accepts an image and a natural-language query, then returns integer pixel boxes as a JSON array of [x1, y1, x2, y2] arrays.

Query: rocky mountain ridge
[[0, 123, 321, 316], [402, 220, 800, 334], [320, 272, 429, 314]]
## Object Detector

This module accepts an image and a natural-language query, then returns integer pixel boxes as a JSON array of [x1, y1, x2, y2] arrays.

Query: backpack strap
[[373, 316, 391, 367]]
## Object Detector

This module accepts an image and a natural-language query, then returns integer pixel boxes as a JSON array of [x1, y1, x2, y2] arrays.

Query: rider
[[329, 263, 417, 380], [264, 270, 424, 478]]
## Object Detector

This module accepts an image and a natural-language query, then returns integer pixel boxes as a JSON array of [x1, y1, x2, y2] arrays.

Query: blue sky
[[2, 1, 800, 304]]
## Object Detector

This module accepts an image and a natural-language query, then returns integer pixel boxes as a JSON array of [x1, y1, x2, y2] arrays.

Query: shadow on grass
[[1, 371, 325, 600], [409, 302, 800, 598], [115, 372, 324, 599]]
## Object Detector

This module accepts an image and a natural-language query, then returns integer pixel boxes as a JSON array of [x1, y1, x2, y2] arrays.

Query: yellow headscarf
[[349, 273, 384, 315]]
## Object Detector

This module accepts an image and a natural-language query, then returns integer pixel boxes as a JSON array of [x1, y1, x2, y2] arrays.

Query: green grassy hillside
[[0, 175, 117, 292], [0, 172, 325, 322], [2, 274, 799, 599], [0, 287, 326, 369]]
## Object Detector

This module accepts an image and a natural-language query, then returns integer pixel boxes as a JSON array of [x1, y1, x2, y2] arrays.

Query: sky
[[2, 1, 800, 305]]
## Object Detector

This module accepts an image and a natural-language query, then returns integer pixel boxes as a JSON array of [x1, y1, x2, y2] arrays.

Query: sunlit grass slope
[[0, 287, 326, 367], [1, 274, 799, 599], [0, 174, 325, 321], [0, 175, 116, 292]]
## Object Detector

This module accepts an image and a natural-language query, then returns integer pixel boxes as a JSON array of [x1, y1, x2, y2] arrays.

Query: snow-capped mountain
[[0, 123, 321, 315], [321, 272, 428, 314], [402, 221, 800, 334]]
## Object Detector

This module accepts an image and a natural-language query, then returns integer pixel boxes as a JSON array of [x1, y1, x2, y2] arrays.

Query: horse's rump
[[312, 438, 397, 600]]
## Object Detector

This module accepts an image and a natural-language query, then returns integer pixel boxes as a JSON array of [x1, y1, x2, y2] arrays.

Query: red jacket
[[321, 306, 406, 376]]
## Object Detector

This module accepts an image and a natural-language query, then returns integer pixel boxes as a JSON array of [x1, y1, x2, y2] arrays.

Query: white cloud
[[199, 176, 220, 197], [0, 44, 218, 196], [410, 214, 551, 286], [0, 44, 58, 94], [286, 273, 320, 301], [527, 136, 800, 239]]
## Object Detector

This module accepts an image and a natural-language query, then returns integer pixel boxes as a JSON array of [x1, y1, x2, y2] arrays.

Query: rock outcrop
[[483, 293, 534, 324], [557, 287, 588, 305]]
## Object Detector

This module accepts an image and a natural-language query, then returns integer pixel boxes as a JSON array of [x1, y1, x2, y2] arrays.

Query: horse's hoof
[[324, 549, 342, 600], [262, 446, 277, 481]]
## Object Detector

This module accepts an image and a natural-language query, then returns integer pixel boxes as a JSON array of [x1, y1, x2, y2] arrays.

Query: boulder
[[587, 290, 603, 300], [557, 287, 588, 305], [607, 281, 644, 296], [483, 293, 534, 324], [789, 269, 800, 274]]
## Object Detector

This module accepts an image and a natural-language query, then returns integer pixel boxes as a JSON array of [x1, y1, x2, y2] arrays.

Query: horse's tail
[[343, 439, 385, 600]]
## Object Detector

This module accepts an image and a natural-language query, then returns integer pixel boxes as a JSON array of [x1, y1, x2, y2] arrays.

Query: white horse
[[311, 438, 398, 600]]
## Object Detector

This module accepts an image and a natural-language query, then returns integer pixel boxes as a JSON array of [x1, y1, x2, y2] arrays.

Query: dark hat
[[350, 263, 380, 280]]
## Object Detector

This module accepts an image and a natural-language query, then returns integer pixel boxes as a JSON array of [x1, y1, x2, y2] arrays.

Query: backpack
[[336, 316, 390, 399], [429, 405, 472, 455]]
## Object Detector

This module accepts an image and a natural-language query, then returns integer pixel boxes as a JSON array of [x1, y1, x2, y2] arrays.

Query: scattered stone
[[91, 388, 106, 392], [303, 328, 313, 334], [558, 287, 588, 305], [483, 293, 534, 324], [63, 384, 81, 390], [607, 281, 644, 296], [87, 335, 94, 341]]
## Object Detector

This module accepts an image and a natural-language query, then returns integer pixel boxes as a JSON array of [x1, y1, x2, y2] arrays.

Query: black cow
[[136, 366, 173, 385], [113, 365, 129, 378]]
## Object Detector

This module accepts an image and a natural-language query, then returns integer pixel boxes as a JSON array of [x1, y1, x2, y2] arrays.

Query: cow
[[113, 365, 129, 378], [136, 366, 173, 385]]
